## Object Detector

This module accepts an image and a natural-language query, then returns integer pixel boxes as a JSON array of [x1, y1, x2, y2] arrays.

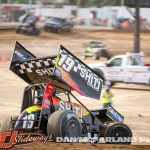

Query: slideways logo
[[0, 131, 52, 149]]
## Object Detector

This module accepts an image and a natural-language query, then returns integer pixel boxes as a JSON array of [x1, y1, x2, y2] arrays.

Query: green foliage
[[80, 0, 103, 7], [69, 0, 122, 7], [14, 0, 36, 4], [1, 0, 122, 6]]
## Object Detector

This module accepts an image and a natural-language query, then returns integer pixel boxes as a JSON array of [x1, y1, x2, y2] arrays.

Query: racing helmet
[[45, 82, 55, 96]]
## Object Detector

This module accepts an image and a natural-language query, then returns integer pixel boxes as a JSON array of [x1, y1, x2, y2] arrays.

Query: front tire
[[47, 110, 82, 142], [104, 123, 132, 144], [0, 116, 18, 132]]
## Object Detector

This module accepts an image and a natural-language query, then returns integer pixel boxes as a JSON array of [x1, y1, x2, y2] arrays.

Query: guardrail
[[0, 22, 114, 30]]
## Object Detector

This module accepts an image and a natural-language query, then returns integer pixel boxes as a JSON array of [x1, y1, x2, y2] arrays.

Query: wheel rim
[[113, 130, 125, 138], [66, 120, 79, 137]]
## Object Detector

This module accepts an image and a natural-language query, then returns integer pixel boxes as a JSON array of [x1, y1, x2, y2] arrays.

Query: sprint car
[[44, 17, 74, 33], [16, 15, 40, 36], [83, 41, 113, 60], [0, 42, 132, 144]]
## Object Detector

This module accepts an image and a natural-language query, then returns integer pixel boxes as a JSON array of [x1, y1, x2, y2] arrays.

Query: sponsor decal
[[59, 100, 83, 118], [36, 68, 54, 76], [0, 131, 52, 149], [1, 131, 149, 147], [14, 50, 27, 60], [54, 46, 103, 99], [107, 106, 124, 123], [57, 51, 101, 91], [43, 99, 51, 106], [128, 70, 148, 74]]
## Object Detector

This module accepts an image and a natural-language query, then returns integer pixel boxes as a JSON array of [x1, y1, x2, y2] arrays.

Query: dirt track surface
[[0, 29, 150, 149], [11, 143, 150, 150], [0, 29, 150, 61]]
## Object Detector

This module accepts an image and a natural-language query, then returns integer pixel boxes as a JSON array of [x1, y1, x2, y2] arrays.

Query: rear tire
[[47, 110, 82, 142], [104, 123, 132, 144], [0, 116, 18, 132]]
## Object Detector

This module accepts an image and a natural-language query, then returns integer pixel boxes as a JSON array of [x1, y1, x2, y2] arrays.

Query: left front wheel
[[0, 116, 18, 132]]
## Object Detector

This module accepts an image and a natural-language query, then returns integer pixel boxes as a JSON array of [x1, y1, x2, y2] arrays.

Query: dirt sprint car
[[44, 17, 74, 33], [16, 14, 40, 36], [0, 42, 132, 144], [83, 41, 113, 60]]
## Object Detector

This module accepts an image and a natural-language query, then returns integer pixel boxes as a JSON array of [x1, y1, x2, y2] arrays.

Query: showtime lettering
[[80, 67, 101, 91], [36, 68, 54, 76]]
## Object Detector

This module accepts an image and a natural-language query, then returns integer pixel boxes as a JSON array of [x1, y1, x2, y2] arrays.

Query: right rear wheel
[[104, 123, 132, 144], [47, 110, 82, 142]]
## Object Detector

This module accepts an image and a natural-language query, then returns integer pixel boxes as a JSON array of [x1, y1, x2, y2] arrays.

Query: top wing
[[10, 42, 103, 98], [54, 45, 103, 99], [10, 42, 71, 93], [10, 42, 56, 84]]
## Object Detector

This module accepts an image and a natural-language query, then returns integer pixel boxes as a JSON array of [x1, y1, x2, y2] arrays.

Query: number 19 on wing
[[58, 54, 75, 72]]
